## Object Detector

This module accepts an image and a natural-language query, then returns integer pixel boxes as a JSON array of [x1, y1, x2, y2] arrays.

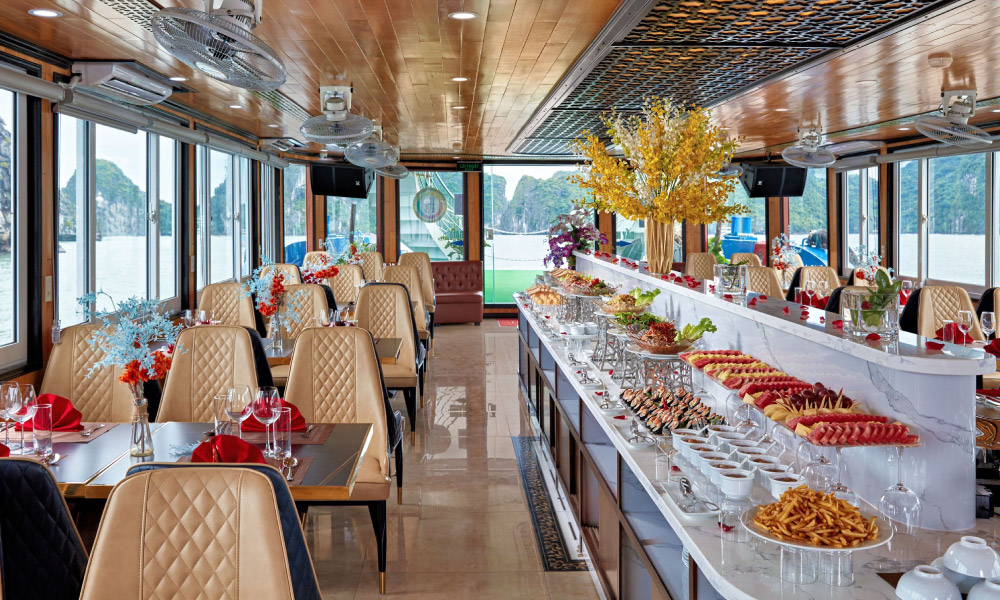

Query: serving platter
[[739, 506, 892, 553]]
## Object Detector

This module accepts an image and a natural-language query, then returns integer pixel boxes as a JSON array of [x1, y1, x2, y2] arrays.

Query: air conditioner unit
[[73, 62, 173, 106], [261, 137, 306, 152]]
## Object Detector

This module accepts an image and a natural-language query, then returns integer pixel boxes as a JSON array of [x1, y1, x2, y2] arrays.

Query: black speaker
[[740, 165, 808, 197], [310, 164, 374, 198]]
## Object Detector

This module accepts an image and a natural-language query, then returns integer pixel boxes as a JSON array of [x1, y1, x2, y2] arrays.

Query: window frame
[[149, 134, 181, 310], [196, 147, 254, 287], [840, 166, 881, 274], [0, 80, 30, 371]]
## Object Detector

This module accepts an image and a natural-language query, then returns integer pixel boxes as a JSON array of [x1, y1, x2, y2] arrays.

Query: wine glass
[[957, 310, 974, 347], [879, 446, 921, 534], [254, 387, 281, 456], [2, 383, 22, 452], [183, 309, 195, 328], [826, 447, 858, 506], [0, 381, 13, 448], [225, 385, 253, 440], [799, 445, 837, 491], [13, 385, 37, 455], [982, 312, 995, 343]]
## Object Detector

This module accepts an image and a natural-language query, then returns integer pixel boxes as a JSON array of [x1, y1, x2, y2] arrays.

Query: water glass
[[213, 394, 229, 435], [0, 381, 16, 448], [183, 309, 195, 328], [794, 287, 803, 304], [14, 385, 38, 455], [941, 319, 955, 344], [983, 311, 996, 342], [273, 407, 292, 464], [32, 404, 52, 462], [198, 309, 213, 325]]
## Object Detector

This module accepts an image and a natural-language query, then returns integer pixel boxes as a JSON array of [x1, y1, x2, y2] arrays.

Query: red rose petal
[[866, 333, 881, 342], [782, 307, 790, 314], [661, 275, 669, 280], [595, 391, 604, 396], [748, 299, 757, 307], [758, 295, 767, 301], [723, 293, 733, 300], [671, 465, 681, 472], [925, 341, 945, 350], [613, 415, 626, 420], [800, 314, 809, 320], [833, 319, 844, 329], [608, 370, 614, 375], [819, 316, 825, 323]]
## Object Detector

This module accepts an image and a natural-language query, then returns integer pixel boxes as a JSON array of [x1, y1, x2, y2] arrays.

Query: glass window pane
[[482, 166, 589, 303], [57, 114, 87, 325], [0, 90, 15, 345], [282, 164, 306, 265], [715, 184, 765, 262], [615, 215, 645, 260], [897, 160, 919, 277], [399, 171, 464, 260], [867, 166, 880, 254], [325, 185, 377, 256], [94, 125, 147, 312], [846, 171, 861, 267], [239, 157, 251, 277], [209, 149, 233, 283], [787, 169, 829, 266], [928, 154, 986, 285], [196, 146, 206, 289], [158, 136, 176, 298]]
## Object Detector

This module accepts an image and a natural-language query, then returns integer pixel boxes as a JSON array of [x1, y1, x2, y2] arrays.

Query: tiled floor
[[306, 320, 603, 598]]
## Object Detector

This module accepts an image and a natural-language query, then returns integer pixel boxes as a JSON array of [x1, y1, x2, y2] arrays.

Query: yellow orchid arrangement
[[570, 97, 744, 225]]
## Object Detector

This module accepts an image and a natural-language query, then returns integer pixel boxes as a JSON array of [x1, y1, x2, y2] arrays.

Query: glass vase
[[713, 264, 748, 300], [270, 314, 283, 351], [841, 290, 899, 339], [128, 386, 154, 457]]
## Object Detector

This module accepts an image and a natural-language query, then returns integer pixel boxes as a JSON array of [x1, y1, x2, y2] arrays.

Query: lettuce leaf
[[678, 317, 717, 342], [628, 287, 660, 307]]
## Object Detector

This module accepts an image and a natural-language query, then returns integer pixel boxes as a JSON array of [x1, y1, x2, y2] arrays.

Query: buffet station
[[516, 251, 1000, 600]]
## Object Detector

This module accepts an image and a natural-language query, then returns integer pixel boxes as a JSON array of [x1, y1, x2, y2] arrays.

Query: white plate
[[740, 506, 892, 552]]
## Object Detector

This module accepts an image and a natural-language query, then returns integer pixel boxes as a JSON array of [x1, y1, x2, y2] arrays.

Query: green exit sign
[[456, 161, 482, 172]]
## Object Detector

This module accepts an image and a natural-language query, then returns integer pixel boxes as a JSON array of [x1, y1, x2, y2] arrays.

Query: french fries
[[752, 485, 878, 548]]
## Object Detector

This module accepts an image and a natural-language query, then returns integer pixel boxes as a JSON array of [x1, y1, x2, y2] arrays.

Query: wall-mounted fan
[[376, 163, 409, 179], [781, 128, 836, 168], [345, 126, 398, 169], [914, 90, 992, 147], [300, 86, 374, 144], [718, 163, 742, 177], [151, 0, 286, 91]]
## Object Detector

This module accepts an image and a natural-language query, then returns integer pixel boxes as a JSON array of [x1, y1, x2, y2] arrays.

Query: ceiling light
[[267, 124, 281, 128], [28, 8, 61, 17], [928, 52, 953, 68], [991, 109, 1000, 113], [168, 76, 188, 82], [898, 127, 911, 131], [452, 105, 466, 109], [774, 108, 789, 112], [451, 77, 468, 82], [229, 104, 244, 109], [448, 11, 478, 20], [453, 155, 462, 159]]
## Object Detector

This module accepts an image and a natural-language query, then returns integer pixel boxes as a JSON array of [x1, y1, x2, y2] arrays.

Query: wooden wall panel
[[383, 177, 399, 263], [597, 212, 614, 254], [465, 171, 483, 262], [826, 168, 840, 273]]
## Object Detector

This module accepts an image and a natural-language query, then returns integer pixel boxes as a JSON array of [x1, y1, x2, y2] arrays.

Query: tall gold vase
[[645, 219, 675, 274]]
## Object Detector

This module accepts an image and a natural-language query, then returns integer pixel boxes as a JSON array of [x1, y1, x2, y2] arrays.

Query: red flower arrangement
[[302, 264, 340, 284], [258, 273, 285, 317], [120, 350, 171, 386]]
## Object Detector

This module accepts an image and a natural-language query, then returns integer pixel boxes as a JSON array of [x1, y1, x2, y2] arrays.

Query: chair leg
[[418, 370, 425, 408], [404, 388, 416, 444], [394, 444, 404, 504], [368, 500, 387, 594]]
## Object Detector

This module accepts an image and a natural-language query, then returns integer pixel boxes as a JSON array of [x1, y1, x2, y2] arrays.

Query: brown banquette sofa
[[431, 260, 484, 325]]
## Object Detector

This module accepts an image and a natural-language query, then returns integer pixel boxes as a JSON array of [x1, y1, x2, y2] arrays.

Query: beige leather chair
[[360, 251, 384, 282], [261, 263, 303, 285], [917, 285, 984, 340], [268, 283, 330, 387], [79, 468, 295, 600], [383, 264, 429, 341], [356, 283, 420, 442], [730, 252, 762, 267], [799, 266, 841, 291], [330, 264, 364, 307], [747, 266, 784, 297], [157, 326, 260, 422], [40, 323, 135, 422], [302, 251, 332, 270], [198, 282, 257, 329], [852, 266, 891, 288], [399, 252, 435, 313], [685, 252, 717, 280]]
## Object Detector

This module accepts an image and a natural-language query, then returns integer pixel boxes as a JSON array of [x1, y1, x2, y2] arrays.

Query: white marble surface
[[519, 303, 1000, 600]]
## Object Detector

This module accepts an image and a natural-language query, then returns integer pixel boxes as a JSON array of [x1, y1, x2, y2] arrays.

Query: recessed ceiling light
[[453, 155, 462, 159], [229, 104, 243, 109], [857, 79, 877, 85], [169, 76, 188, 82], [448, 11, 478, 20], [451, 77, 468, 82], [898, 127, 911, 131], [452, 105, 466, 110], [28, 8, 61, 17], [774, 108, 789, 112], [991, 109, 1000, 113], [267, 124, 281, 128]]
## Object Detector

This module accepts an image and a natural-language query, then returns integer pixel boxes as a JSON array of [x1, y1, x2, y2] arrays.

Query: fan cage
[[300, 113, 375, 144]]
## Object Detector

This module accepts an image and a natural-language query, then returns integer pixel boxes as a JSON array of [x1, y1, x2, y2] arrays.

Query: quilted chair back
[[267, 284, 329, 341], [283, 327, 389, 476], [261, 263, 303, 285], [125, 463, 321, 600], [360, 251, 384, 282], [685, 252, 717, 280], [383, 265, 427, 333], [849, 266, 891, 288], [301, 251, 331, 270], [0, 458, 88, 600], [918, 285, 984, 340], [799, 266, 840, 291], [746, 267, 783, 297], [40, 323, 135, 422], [80, 468, 294, 600], [330, 264, 364, 306], [356, 283, 417, 377], [158, 326, 260, 422], [399, 252, 435, 309], [730, 252, 762, 267], [198, 282, 256, 329]]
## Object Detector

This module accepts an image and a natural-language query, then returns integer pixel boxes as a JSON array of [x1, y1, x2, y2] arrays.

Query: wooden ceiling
[[0, 0, 623, 155]]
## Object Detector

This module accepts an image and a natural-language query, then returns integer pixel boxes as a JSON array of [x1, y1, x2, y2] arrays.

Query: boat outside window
[[787, 169, 829, 266]]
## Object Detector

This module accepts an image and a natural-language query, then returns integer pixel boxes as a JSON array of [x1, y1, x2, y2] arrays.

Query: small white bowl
[[735, 447, 769, 465], [705, 460, 743, 485], [671, 428, 704, 448], [710, 431, 745, 448], [969, 578, 1000, 600], [569, 324, 586, 335], [673, 434, 708, 458], [932, 557, 984, 594], [943, 537, 1000, 578], [693, 450, 730, 470], [728, 439, 759, 452], [558, 323, 569, 334], [896, 565, 961, 600], [744, 454, 781, 471], [768, 472, 803, 499], [718, 469, 754, 498], [584, 322, 598, 335]]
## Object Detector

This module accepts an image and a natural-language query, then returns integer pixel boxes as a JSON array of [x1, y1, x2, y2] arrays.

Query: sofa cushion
[[432, 260, 483, 294], [436, 291, 483, 305]]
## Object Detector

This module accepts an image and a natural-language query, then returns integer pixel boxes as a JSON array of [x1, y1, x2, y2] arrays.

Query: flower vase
[[270, 314, 283, 351], [567, 255, 577, 270], [645, 219, 674, 274], [127, 385, 154, 457]]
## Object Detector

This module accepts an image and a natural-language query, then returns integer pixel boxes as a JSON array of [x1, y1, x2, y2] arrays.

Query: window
[[843, 167, 880, 269], [57, 114, 88, 325], [325, 185, 377, 258], [400, 171, 463, 260], [196, 148, 254, 285], [0, 85, 26, 369], [237, 157, 251, 278], [260, 165, 279, 260], [787, 169, 829, 266], [157, 136, 178, 299], [615, 215, 645, 260], [896, 160, 919, 278], [482, 165, 589, 303], [928, 154, 986, 285], [282, 164, 306, 266], [208, 149, 232, 283], [706, 185, 765, 262]]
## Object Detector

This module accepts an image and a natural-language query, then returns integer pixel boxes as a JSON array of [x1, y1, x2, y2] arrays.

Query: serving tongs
[[678, 477, 719, 513], [566, 353, 588, 367], [627, 419, 655, 445]]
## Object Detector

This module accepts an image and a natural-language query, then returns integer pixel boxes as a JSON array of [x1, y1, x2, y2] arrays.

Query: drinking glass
[[0, 381, 14, 448], [273, 407, 293, 477], [799, 445, 837, 491], [198, 309, 213, 325], [13, 385, 38, 455], [794, 287, 803, 305], [879, 446, 921, 534], [254, 386, 281, 456], [226, 385, 253, 439], [826, 447, 858, 506], [213, 394, 229, 435], [983, 312, 996, 343], [2, 383, 22, 452], [957, 310, 974, 347], [941, 319, 955, 344], [329, 309, 339, 326], [183, 309, 195, 328], [32, 404, 52, 462]]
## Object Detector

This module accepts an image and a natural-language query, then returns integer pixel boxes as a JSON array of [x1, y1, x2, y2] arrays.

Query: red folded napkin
[[935, 323, 974, 344], [0, 443, 7, 458], [978, 389, 1000, 398], [191, 434, 265, 464], [899, 290, 911, 306], [242, 398, 307, 432], [15, 394, 83, 432], [985, 339, 1000, 358], [925, 341, 945, 350]]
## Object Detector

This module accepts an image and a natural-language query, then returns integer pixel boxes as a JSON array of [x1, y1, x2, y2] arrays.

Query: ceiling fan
[[914, 89, 992, 147], [781, 127, 885, 168], [375, 163, 410, 179], [345, 126, 399, 169], [299, 86, 375, 145], [151, 0, 286, 91]]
